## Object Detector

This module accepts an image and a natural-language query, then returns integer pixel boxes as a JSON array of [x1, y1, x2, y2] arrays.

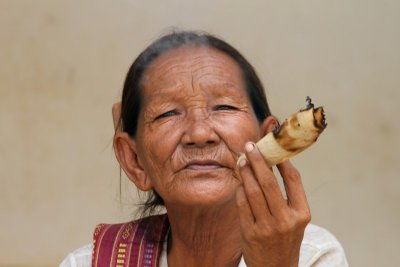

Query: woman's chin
[[166, 177, 239, 208]]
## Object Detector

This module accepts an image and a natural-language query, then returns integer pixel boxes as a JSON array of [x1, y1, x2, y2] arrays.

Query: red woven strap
[[92, 214, 169, 267]]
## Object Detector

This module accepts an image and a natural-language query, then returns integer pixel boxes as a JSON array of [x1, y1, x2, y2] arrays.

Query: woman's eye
[[155, 110, 177, 120], [215, 105, 237, 111]]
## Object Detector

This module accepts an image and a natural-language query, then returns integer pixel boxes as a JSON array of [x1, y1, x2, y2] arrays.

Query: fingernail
[[245, 142, 255, 152], [239, 158, 247, 167]]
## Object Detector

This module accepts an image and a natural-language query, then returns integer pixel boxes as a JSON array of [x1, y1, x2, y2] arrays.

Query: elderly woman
[[61, 31, 347, 267]]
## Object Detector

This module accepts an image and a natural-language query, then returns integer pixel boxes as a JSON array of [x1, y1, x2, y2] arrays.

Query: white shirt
[[60, 223, 348, 267]]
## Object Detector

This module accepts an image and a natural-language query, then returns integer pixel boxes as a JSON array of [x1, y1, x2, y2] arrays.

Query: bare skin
[[113, 45, 311, 267]]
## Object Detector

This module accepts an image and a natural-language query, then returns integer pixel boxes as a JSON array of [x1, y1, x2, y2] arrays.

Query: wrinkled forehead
[[140, 45, 247, 99]]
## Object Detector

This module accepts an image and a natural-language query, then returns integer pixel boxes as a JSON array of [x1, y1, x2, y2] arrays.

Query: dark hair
[[119, 31, 271, 216]]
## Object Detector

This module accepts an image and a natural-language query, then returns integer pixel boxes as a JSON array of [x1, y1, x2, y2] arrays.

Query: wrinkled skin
[[113, 45, 311, 267], [136, 45, 260, 207]]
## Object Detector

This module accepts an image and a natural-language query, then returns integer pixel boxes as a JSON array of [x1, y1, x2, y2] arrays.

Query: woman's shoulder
[[59, 214, 169, 267], [59, 243, 93, 267], [299, 224, 349, 267], [59, 219, 348, 267]]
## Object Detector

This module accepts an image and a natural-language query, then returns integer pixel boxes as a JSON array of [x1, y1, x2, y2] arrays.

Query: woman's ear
[[113, 132, 153, 191], [112, 102, 122, 132], [260, 115, 279, 137]]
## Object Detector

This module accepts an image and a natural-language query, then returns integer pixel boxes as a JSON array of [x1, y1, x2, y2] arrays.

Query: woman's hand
[[236, 142, 311, 267]]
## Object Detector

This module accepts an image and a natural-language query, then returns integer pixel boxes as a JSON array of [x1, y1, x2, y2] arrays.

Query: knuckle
[[255, 228, 272, 241], [258, 175, 276, 189], [287, 168, 301, 181], [299, 210, 312, 225], [243, 227, 258, 241], [276, 220, 294, 235], [292, 210, 311, 229], [246, 187, 262, 199], [236, 197, 247, 208]]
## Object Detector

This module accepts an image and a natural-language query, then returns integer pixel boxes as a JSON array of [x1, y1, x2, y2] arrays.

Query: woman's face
[[135, 45, 262, 207]]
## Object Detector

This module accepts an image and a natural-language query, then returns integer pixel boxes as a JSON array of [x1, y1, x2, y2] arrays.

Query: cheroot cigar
[[238, 97, 327, 166]]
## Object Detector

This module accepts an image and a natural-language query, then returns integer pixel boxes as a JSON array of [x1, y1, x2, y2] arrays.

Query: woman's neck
[[165, 201, 242, 267]]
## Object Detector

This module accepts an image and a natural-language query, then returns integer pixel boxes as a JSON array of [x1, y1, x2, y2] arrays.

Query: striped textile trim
[[92, 214, 169, 267]]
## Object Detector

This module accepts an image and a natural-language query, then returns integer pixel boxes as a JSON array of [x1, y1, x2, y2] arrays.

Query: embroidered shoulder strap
[[92, 214, 169, 267]]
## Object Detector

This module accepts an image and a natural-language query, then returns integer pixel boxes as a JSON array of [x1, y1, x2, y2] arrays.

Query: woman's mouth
[[184, 160, 222, 170]]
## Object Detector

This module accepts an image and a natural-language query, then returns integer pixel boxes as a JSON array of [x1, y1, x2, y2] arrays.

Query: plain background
[[1, 1, 399, 266]]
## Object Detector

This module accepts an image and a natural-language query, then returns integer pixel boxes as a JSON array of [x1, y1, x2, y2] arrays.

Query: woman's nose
[[181, 113, 220, 147]]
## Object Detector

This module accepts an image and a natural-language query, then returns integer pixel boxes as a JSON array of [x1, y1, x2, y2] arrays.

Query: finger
[[277, 160, 309, 211], [235, 185, 255, 229], [244, 142, 287, 216], [238, 158, 271, 220], [112, 102, 122, 131]]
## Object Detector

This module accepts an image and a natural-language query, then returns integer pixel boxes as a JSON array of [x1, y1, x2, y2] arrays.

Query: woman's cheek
[[141, 119, 185, 164], [212, 114, 260, 151]]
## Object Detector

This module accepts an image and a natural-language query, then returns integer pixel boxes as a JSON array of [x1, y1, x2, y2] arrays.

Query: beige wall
[[1, 0, 399, 266]]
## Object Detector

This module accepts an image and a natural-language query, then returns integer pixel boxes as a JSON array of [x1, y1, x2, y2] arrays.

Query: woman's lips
[[186, 164, 221, 170], [184, 160, 223, 170]]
